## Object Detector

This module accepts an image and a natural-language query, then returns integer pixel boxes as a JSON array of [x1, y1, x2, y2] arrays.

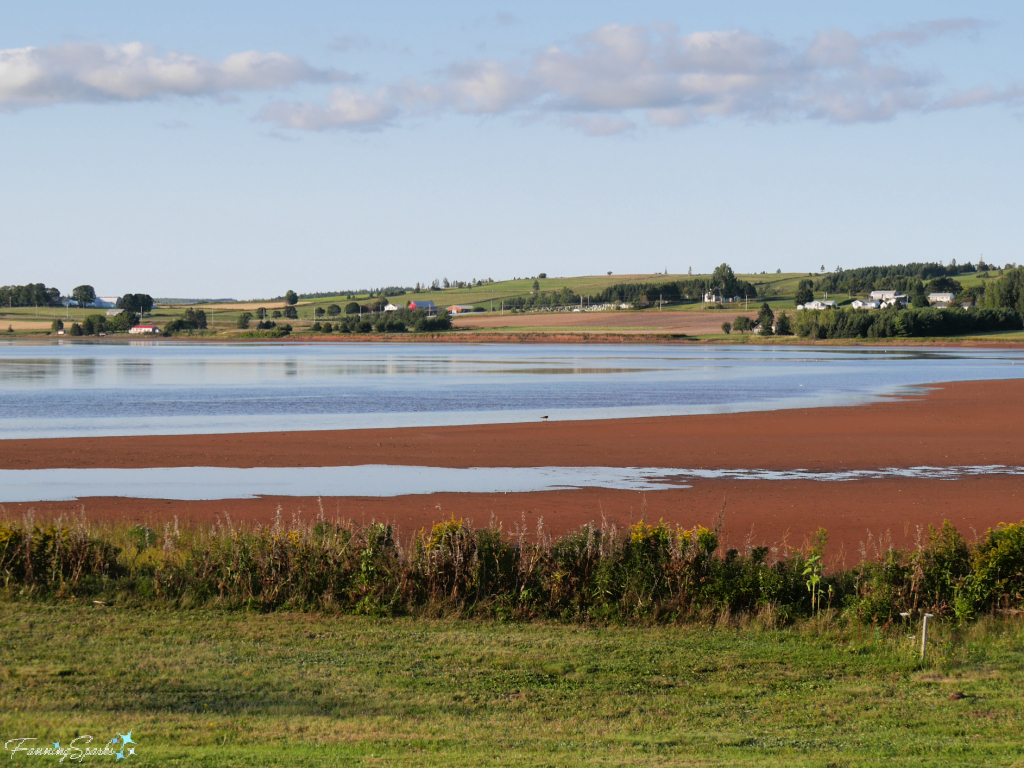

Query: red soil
[[2, 379, 1022, 559], [1, 379, 1020, 472]]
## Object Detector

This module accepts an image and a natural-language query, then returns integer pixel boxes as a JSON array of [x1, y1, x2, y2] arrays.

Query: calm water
[[1, 341, 1023, 439], [1, 465, 1021, 502]]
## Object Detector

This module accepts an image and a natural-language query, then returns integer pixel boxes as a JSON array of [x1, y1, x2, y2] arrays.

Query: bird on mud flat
[[540, 415, 549, 421]]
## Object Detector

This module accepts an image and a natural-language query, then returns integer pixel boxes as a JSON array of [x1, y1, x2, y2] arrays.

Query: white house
[[798, 300, 838, 310], [383, 303, 401, 313], [129, 325, 159, 334], [703, 292, 723, 303], [928, 292, 956, 305], [851, 299, 881, 310], [869, 290, 908, 306], [106, 309, 124, 317]]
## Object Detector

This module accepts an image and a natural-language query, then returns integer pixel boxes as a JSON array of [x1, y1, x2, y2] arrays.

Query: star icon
[[127, 747, 135, 756], [52, 742, 60, 749], [119, 731, 135, 747], [116, 751, 125, 760], [111, 736, 120, 745]]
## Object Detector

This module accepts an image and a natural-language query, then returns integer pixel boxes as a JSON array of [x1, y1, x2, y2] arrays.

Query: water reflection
[[0, 464, 1020, 502], [0, 342, 1021, 439]]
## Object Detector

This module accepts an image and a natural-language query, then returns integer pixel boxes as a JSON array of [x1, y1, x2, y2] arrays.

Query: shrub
[[237, 312, 253, 329], [2, 515, 1019, 625], [327, 304, 341, 316], [721, 322, 731, 334], [344, 302, 360, 315]]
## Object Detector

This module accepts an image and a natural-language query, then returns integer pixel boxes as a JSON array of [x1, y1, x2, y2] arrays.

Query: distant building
[[928, 292, 956, 305], [798, 300, 838, 310], [106, 309, 124, 317], [446, 305, 475, 314], [869, 290, 908, 307], [129, 325, 159, 334], [407, 300, 437, 316], [383, 303, 400, 313], [851, 300, 881, 310]]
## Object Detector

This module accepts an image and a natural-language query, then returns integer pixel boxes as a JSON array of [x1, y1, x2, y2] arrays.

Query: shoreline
[[3, 330, 1024, 347]]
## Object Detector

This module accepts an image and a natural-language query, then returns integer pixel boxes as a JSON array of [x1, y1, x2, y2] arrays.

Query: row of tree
[[794, 305, 1022, 339], [0, 283, 61, 307]]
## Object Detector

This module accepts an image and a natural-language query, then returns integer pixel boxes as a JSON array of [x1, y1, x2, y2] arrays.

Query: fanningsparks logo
[[4, 731, 138, 762]]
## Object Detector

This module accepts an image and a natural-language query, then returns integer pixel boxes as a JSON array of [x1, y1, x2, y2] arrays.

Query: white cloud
[[5, 21, 1012, 135], [0, 42, 344, 109], [258, 87, 397, 130], [261, 18, 1007, 134]]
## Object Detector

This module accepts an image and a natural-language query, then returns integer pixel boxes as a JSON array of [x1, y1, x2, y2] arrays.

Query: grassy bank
[[3, 516, 1024, 764], [2, 604, 1023, 766]]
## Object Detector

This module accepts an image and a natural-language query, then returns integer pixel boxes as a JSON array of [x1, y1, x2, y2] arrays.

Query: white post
[[920, 613, 934, 662]]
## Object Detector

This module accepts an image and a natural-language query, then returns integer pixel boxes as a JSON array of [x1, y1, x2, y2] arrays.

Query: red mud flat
[[4, 476, 1020, 566], [2, 379, 1023, 560], [2, 379, 1023, 472]]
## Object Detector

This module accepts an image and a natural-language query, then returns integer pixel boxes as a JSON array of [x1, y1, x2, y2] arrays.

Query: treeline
[[0, 283, 61, 307], [63, 312, 140, 336], [309, 307, 452, 334], [795, 306, 1022, 339], [2, 515, 1022, 624], [594, 265, 758, 306], [981, 267, 1024, 314], [817, 262, 995, 296]]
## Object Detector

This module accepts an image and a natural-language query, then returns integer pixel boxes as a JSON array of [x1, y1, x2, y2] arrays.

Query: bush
[[344, 302, 360, 315], [106, 312, 138, 333], [327, 304, 341, 316], [775, 312, 793, 336], [51, 319, 64, 332], [69, 323, 83, 336], [1, 516, 1023, 623], [721, 322, 731, 334], [732, 316, 752, 332], [283, 306, 298, 320], [237, 312, 253, 329], [473, 306, 486, 312]]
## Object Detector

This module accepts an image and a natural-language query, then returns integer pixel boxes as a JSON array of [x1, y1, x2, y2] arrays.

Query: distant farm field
[[453, 308, 759, 335]]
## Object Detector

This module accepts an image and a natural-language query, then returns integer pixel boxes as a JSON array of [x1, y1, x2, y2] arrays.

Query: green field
[[0, 268, 1017, 342], [1, 605, 1021, 766]]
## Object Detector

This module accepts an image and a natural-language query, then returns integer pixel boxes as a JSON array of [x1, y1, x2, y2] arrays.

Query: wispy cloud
[[3, 21, 1014, 134], [0, 42, 349, 109], [261, 18, 1014, 134]]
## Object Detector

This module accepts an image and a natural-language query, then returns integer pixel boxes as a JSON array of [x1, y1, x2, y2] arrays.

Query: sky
[[2, 1, 1022, 299]]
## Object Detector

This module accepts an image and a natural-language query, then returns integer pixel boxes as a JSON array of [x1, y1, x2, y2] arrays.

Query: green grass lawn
[[1, 604, 1021, 766]]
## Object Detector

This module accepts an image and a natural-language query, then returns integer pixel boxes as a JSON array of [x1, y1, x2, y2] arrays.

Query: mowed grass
[[1, 605, 1022, 766]]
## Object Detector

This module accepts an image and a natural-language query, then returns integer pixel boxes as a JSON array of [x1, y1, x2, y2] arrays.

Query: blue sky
[[2, 1, 1022, 298]]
